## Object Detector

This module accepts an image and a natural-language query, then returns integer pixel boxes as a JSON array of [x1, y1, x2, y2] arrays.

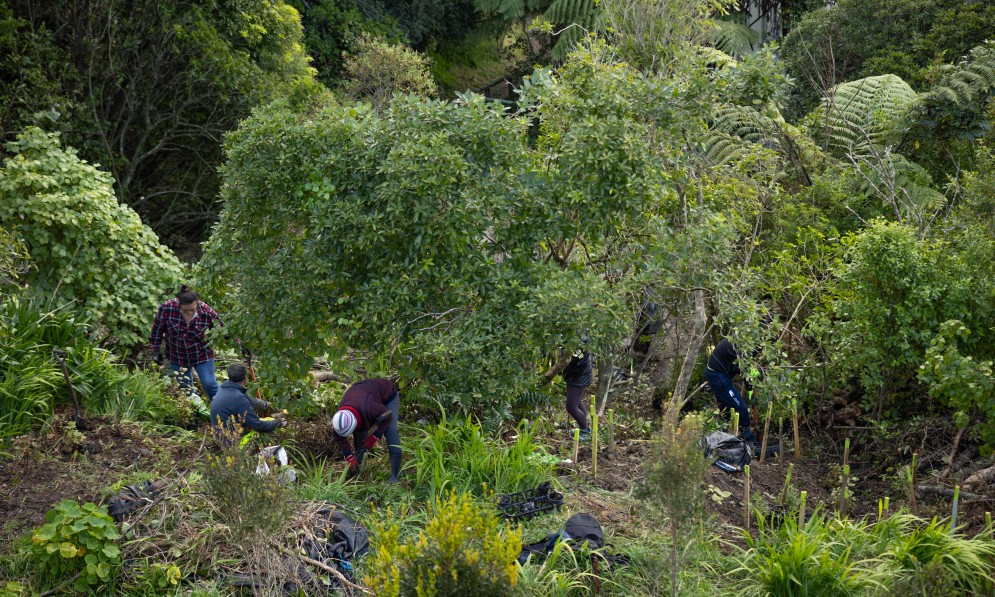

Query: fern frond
[[544, 0, 600, 61], [707, 20, 758, 56], [815, 74, 919, 156], [474, 0, 526, 19], [919, 42, 995, 139], [544, 0, 596, 26], [925, 42, 995, 108], [712, 105, 779, 146], [700, 130, 756, 165]]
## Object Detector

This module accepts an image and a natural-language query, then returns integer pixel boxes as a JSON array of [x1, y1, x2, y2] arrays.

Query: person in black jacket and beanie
[[210, 363, 286, 445], [705, 338, 756, 443], [563, 350, 594, 441]]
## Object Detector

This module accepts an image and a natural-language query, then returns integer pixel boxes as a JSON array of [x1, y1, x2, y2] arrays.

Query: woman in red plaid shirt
[[149, 285, 222, 399]]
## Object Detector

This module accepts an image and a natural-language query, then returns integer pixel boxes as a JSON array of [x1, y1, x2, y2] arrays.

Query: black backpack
[[518, 513, 627, 566], [563, 513, 604, 549]]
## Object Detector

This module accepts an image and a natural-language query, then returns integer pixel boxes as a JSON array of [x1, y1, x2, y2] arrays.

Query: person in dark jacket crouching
[[210, 363, 286, 446], [563, 350, 594, 441], [331, 378, 402, 484], [705, 338, 756, 443]]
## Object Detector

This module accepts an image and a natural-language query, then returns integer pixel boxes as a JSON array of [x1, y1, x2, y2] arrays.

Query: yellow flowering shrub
[[365, 491, 522, 597]]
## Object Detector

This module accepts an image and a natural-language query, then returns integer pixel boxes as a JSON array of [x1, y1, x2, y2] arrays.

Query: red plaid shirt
[[149, 299, 223, 366]]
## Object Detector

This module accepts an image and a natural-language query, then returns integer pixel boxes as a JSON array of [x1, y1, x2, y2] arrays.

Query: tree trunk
[[670, 290, 705, 428], [594, 353, 613, 416]]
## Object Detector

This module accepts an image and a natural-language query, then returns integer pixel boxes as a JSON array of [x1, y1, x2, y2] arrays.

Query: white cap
[[332, 409, 358, 437]]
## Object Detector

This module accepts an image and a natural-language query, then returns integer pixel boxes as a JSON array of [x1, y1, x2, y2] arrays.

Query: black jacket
[[210, 380, 279, 443], [563, 351, 594, 388]]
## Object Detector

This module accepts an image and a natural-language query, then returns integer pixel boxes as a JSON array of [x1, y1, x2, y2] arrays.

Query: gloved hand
[[152, 352, 163, 366], [363, 435, 379, 450], [346, 455, 360, 477]]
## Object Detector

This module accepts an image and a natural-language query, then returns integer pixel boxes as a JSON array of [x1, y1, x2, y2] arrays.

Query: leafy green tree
[[812, 220, 993, 418], [0, 127, 184, 347], [339, 35, 438, 112], [919, 320, 995, 454], [201, 39, 719, 417], [779, 0, 995, 121], [288, 0, 401, 87], [0, 0, 321, 252]]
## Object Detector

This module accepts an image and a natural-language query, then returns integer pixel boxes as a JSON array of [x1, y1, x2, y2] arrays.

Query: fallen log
[[309, 371, 344, 383], [916, 485, 984, 501], [945, 445, 979, 478], [962, 462, 995, 491]]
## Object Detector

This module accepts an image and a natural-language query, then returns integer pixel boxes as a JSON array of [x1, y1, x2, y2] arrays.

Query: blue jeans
[[705, 368, 754, 442], [170, 359, 219, 399], [354, 392, 402, 456]]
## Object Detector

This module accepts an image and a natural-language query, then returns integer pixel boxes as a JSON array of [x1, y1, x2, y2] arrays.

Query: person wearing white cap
[[331, 378, 402, 484]]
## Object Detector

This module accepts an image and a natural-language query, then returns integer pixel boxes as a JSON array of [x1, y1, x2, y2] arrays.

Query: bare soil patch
[[0, 410, 202, 546]]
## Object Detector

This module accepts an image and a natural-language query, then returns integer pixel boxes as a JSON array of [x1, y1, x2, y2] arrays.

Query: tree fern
[[701, 130, 759, 165], [816, 74, 919, 156], [712, 105, 780, 146], [707, 19, 758, 57], [544, 0, 600, 61], [919, 42, 995, 140]]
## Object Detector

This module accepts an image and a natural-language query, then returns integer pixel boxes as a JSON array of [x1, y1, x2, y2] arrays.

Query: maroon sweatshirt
[[333, 378, 398, 457]]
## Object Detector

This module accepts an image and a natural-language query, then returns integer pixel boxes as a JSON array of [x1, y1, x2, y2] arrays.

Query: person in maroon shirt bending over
[[331, 378, 402, 484], [149, 285, 222, 399]]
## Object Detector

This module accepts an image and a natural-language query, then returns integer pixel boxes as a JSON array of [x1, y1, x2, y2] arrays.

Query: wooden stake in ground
[[792, 399, 801, 459], [839, 438, 850, 515], [759, 401, 773, 465], [573, 428, 580, 468], [607, 409, 615, 454], [879, 496, 890, 521], [744, 464, 751, 530], [591, 413, 599, 479], [780, 463, 794, 506], [799, 491, 807, 526], [950, 485, 961, 533], [731, 411, 740, 436], [907, 453, 918, 514]]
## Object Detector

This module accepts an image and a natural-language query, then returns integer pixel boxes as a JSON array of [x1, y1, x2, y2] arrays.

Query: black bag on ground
[[107, 480, 165, 522], [703, 431, 752, 468], [518, 513, 627, 566], [563, 513, 604, 549]]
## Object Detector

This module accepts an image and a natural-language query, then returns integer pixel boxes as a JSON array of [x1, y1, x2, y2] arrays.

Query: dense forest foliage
[[2, 0, 995, 594]]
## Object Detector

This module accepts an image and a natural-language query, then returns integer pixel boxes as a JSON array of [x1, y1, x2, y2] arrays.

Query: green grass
[[730, 508, 995, 596], [0, 299, 186, 445]]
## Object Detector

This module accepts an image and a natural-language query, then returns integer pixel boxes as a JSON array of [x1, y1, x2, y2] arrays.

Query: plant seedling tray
[[496, 482, 565, 520]]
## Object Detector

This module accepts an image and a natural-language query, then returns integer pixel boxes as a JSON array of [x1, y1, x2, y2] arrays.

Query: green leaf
[[33, 524, 56, 541], [59, 542, 78, 558]]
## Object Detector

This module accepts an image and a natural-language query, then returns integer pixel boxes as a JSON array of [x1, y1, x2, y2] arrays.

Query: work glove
[[363, 435, 379, 450], [346, 455, 360, 477], [152, 352, 163, 366]]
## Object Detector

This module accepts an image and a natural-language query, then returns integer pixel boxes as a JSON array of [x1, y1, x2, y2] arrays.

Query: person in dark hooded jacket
[[210, 363, 285, 445], [563, 350, 594, 441], [705, 338, 756, 442]]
